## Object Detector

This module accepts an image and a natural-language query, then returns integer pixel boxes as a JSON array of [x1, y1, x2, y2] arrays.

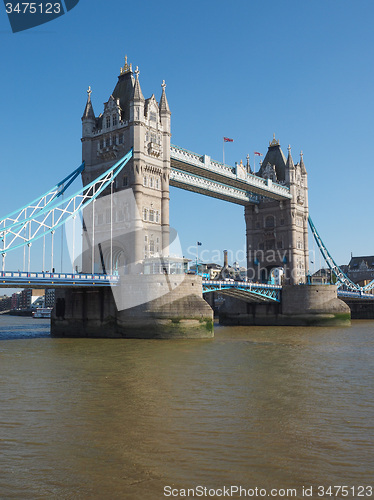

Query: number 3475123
[[5, 3, 62, 14]]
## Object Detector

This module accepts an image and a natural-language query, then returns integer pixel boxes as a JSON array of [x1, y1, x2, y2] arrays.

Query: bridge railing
[[0, 271, 119, 286], [337, 289, 374, 300], [203, 279, 282, 290]]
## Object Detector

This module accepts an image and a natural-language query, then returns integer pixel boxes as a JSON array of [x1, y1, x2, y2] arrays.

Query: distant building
[[11, 289, 46, 311], [0, 295, 11, 312], [20, 289, 32, 310], [311, 268, 333, 284], [45, 289, 55, 308], [347, 256, 374, 288], [11, 292, 21, 310]]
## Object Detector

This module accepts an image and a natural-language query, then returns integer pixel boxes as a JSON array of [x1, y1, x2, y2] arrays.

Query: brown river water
[[0, 316, 373, 500]]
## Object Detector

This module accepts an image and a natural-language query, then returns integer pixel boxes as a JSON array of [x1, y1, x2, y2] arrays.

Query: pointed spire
[[131, 66, 144, 101], [286, 144, 295, 170], [159, 80, 171, 113], [82, 86, 95, 120], [300, 151, 307, 174]]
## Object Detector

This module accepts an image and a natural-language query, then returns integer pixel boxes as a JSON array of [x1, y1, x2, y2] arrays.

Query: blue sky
[[1, 0, 373, 274]]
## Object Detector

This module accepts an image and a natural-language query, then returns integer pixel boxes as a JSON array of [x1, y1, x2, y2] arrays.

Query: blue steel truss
[[0, 149, 133, 256], [202, 280, 281, 302], [0, 163, 84, 231], [308, 216, 374, 292]]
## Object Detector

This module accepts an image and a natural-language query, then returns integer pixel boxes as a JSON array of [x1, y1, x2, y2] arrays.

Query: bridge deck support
[[51, 275, 213, 339], [219, 285, 351, 327]]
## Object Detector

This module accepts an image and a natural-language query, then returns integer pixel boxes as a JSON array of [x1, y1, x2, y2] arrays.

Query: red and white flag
[[254, 151, 263, 156], [223, 137, 233, 142]]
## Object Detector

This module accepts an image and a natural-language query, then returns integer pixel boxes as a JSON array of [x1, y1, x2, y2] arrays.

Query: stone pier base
[[51, 274, 213, 339], [219, 285, 351, 327]]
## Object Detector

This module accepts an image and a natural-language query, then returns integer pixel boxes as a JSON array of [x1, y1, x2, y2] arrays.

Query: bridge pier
[[51, 274, 214, 339], [219, 285, 351, 327]]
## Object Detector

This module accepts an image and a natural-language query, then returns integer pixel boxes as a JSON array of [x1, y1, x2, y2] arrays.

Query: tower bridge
[[1, 58, 373, 336]]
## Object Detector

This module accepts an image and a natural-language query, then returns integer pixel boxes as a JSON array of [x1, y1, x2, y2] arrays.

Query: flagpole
[[196, 241, 199, 275], [223, 138, 225, 165], [253, 153, 255, 175]]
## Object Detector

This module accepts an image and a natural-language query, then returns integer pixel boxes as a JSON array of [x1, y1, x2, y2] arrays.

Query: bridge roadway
[[170, 145, 292, 205], [0, 272, 283, 303], [1, 272, 373, 304]]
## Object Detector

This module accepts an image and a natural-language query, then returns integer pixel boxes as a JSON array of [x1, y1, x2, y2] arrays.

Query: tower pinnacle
[[159, 79, 170, 113], [300, 151, 307, 174], [82, 85, 95, 121], [132, 66, 144, 101], [286, 144, 295, 170]]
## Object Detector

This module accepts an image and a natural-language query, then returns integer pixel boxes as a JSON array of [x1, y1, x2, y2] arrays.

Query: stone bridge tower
[[80, 58, 171, 274], [245, 136, 309, 285]]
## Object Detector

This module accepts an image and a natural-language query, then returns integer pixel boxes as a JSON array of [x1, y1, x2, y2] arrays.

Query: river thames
[[0, 316, 373, 499]]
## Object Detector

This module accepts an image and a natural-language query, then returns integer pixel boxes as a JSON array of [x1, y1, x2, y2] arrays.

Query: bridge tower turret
[[245, 137, 309, 285], [81, 86, 96, 167], [80, 57, 171, 274]]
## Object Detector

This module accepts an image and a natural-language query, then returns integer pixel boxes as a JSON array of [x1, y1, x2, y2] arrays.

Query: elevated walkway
[[170, 145, 292, 205]]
